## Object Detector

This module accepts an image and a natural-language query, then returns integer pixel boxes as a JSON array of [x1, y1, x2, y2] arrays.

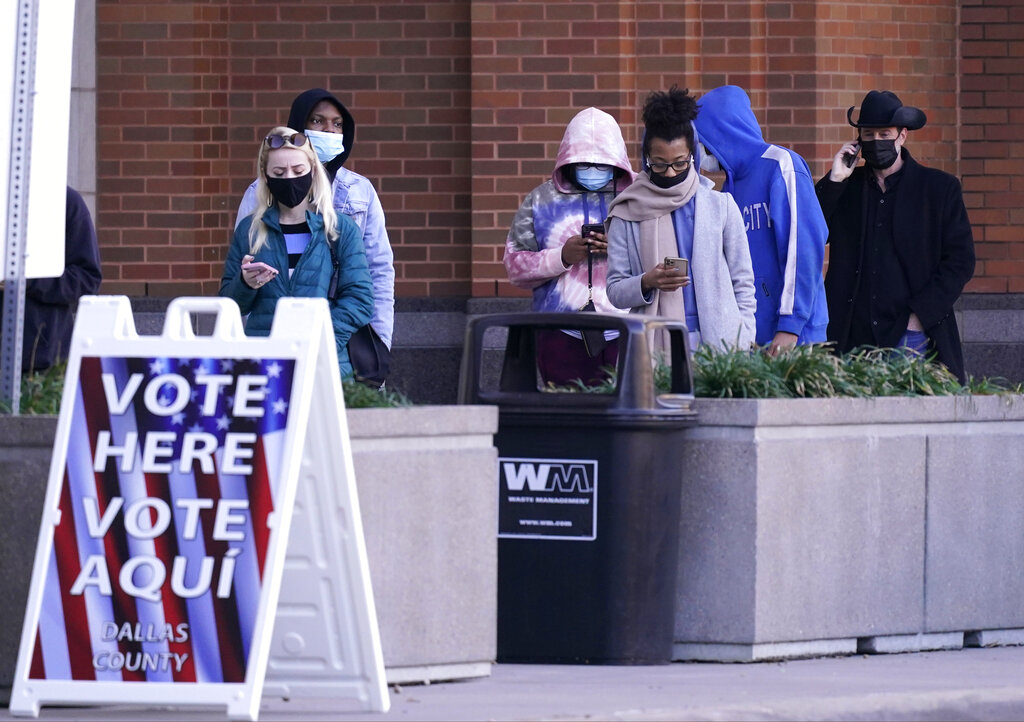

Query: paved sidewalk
[[4, 646, 1024, 721]]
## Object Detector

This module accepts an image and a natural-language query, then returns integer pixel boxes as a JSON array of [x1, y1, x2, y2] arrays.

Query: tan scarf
[[607, 167, 700, 356]]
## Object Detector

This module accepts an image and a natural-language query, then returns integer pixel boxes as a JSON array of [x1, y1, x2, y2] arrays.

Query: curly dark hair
[[642, 85, 697, 157]]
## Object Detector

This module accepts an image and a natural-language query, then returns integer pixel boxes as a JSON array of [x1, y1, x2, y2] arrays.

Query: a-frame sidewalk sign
[[8, 296, 389, 720]]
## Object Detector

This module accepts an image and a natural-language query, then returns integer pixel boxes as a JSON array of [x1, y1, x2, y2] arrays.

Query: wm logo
[[502, 461, 593, 493]]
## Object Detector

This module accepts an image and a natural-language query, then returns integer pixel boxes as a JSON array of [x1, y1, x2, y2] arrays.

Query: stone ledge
[[674, 638, 857, 663], [958, 293, 1024, 311], [858, 632, 964, 654], [965, 629, 1024, 648], [690, 394, 1024, 427], [348, 405, 496, 439]]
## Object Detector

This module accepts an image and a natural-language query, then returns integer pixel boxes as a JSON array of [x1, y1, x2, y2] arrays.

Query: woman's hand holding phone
[[580, 223, 608, 254], [641, 256, 691, 293], [241, 254, 278, 289]]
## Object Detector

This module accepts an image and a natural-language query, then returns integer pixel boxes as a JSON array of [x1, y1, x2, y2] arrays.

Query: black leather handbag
[[328, 243, 391, 389], [347, 323, 391, 389]]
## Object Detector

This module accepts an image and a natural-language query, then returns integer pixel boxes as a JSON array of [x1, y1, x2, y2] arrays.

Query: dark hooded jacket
[[235, 89, 395, 347], [287, 88, 355, 181]]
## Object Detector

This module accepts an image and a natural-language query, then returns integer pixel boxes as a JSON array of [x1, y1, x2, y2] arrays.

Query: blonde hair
[[247, 126, 338, 253]]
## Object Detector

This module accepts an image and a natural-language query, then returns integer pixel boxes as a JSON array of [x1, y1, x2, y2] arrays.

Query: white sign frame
[[25, 0, 73, 278], [3, 0, 73, 280], [8, 296, 388, 719]]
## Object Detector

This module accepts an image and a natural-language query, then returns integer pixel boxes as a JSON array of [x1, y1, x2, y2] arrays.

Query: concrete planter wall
[[345, 406, 498, 684], [675, 395, 1024, 661], [0, 405, 498, 699], [0, 417, 56, 699]]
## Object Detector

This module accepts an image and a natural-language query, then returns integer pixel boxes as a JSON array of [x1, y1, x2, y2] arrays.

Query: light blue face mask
[[575, 164, 614, 191], [305, 129, 346, 164], [698, 143, 721, 173]]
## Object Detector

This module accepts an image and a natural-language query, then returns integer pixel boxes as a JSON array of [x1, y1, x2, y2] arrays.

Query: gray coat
[[606, 182, 756, 351]]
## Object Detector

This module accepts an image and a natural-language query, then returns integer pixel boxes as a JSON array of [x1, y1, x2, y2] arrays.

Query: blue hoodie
[[694, 86, 828, 346]]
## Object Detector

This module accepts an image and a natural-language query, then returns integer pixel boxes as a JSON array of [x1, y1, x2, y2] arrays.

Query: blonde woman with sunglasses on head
[[220, 127, 373, 380]]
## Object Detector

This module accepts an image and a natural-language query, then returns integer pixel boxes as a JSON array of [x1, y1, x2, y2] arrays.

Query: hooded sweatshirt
[[504, 107, 635, 314], [236, 89, 395, 347], [286, 88, 355, 180], [694, 85, 828, 346]]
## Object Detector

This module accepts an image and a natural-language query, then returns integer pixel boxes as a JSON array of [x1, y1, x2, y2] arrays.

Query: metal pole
[[1, 0, 38, 415]]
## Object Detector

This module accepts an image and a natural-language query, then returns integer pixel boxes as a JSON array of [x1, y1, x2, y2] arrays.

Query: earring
[[267, 196, 272, 207]]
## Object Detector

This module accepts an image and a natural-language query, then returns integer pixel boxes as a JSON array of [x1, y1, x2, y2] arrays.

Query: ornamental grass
[[547, 343, 1023, 398], [3, 361, 410, 415]]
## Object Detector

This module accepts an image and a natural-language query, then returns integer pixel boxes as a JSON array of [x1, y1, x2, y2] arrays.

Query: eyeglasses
[[265, 132, 308, 149], [647, 157, 692, 174], [576, 163, 613, 172]]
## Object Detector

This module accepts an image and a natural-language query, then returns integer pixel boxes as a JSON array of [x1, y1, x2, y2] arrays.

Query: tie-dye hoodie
[[504, 107, 636, 313], [694, 85, 828, 346]]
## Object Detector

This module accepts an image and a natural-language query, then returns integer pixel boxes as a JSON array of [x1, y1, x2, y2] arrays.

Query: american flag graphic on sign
[[28, 354, 296, 684]]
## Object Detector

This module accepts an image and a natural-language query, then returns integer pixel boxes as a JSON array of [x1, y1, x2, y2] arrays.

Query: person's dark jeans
[[898, 329, 929, 355]]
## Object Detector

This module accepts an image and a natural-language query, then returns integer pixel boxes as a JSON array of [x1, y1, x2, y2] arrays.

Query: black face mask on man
[[266, 172, 313, 208], [860, 139, 900, 170]]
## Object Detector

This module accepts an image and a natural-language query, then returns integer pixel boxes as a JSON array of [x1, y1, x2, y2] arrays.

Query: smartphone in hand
[[581, 223, 605, 238], [241, 261, 278, 276], [663, 256, 689, 276], [843, 141, 860, 168]]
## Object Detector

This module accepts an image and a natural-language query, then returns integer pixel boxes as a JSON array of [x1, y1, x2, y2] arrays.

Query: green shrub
[[2, 361, 410, 415], [341, 379, 411, 408], [690, 343, 1022, 399], [545, 343, 1024, 399], [541, 366, 617, 394], [1, 363, 67, 415], [7, 345, 1020, 412]]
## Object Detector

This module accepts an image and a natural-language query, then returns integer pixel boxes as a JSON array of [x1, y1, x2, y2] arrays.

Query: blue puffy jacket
[[220, 206, 373, 379]]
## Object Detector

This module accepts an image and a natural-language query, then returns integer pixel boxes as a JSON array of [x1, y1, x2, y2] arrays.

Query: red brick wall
[[470, 0, 647, 297], [960, 0, 1024, 293], [96, 2, 233, 297], [97, 0, 471, 297], [94, 0, 1021, 300]]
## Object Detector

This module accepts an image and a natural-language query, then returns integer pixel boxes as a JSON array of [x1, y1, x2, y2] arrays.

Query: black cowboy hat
[[847, 90, 927, 130]]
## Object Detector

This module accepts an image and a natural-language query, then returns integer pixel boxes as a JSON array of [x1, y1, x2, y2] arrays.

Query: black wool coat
[[815, 149, 976, 384]]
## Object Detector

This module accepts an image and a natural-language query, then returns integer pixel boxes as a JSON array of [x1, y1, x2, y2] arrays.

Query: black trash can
[[458, 312, 697, 665]]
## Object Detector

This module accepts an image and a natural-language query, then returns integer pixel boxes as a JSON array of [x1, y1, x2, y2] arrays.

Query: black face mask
[[266, 172, 313, 208], [648, 169, 689, 189], [860, 139, 900, 170]]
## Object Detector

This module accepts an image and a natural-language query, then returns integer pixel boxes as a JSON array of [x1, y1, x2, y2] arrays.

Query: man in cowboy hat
[[815, 90, 975, 383]]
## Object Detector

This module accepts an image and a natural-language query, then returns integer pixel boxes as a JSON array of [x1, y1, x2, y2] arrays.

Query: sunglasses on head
[[265, 132, 308, 149]]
